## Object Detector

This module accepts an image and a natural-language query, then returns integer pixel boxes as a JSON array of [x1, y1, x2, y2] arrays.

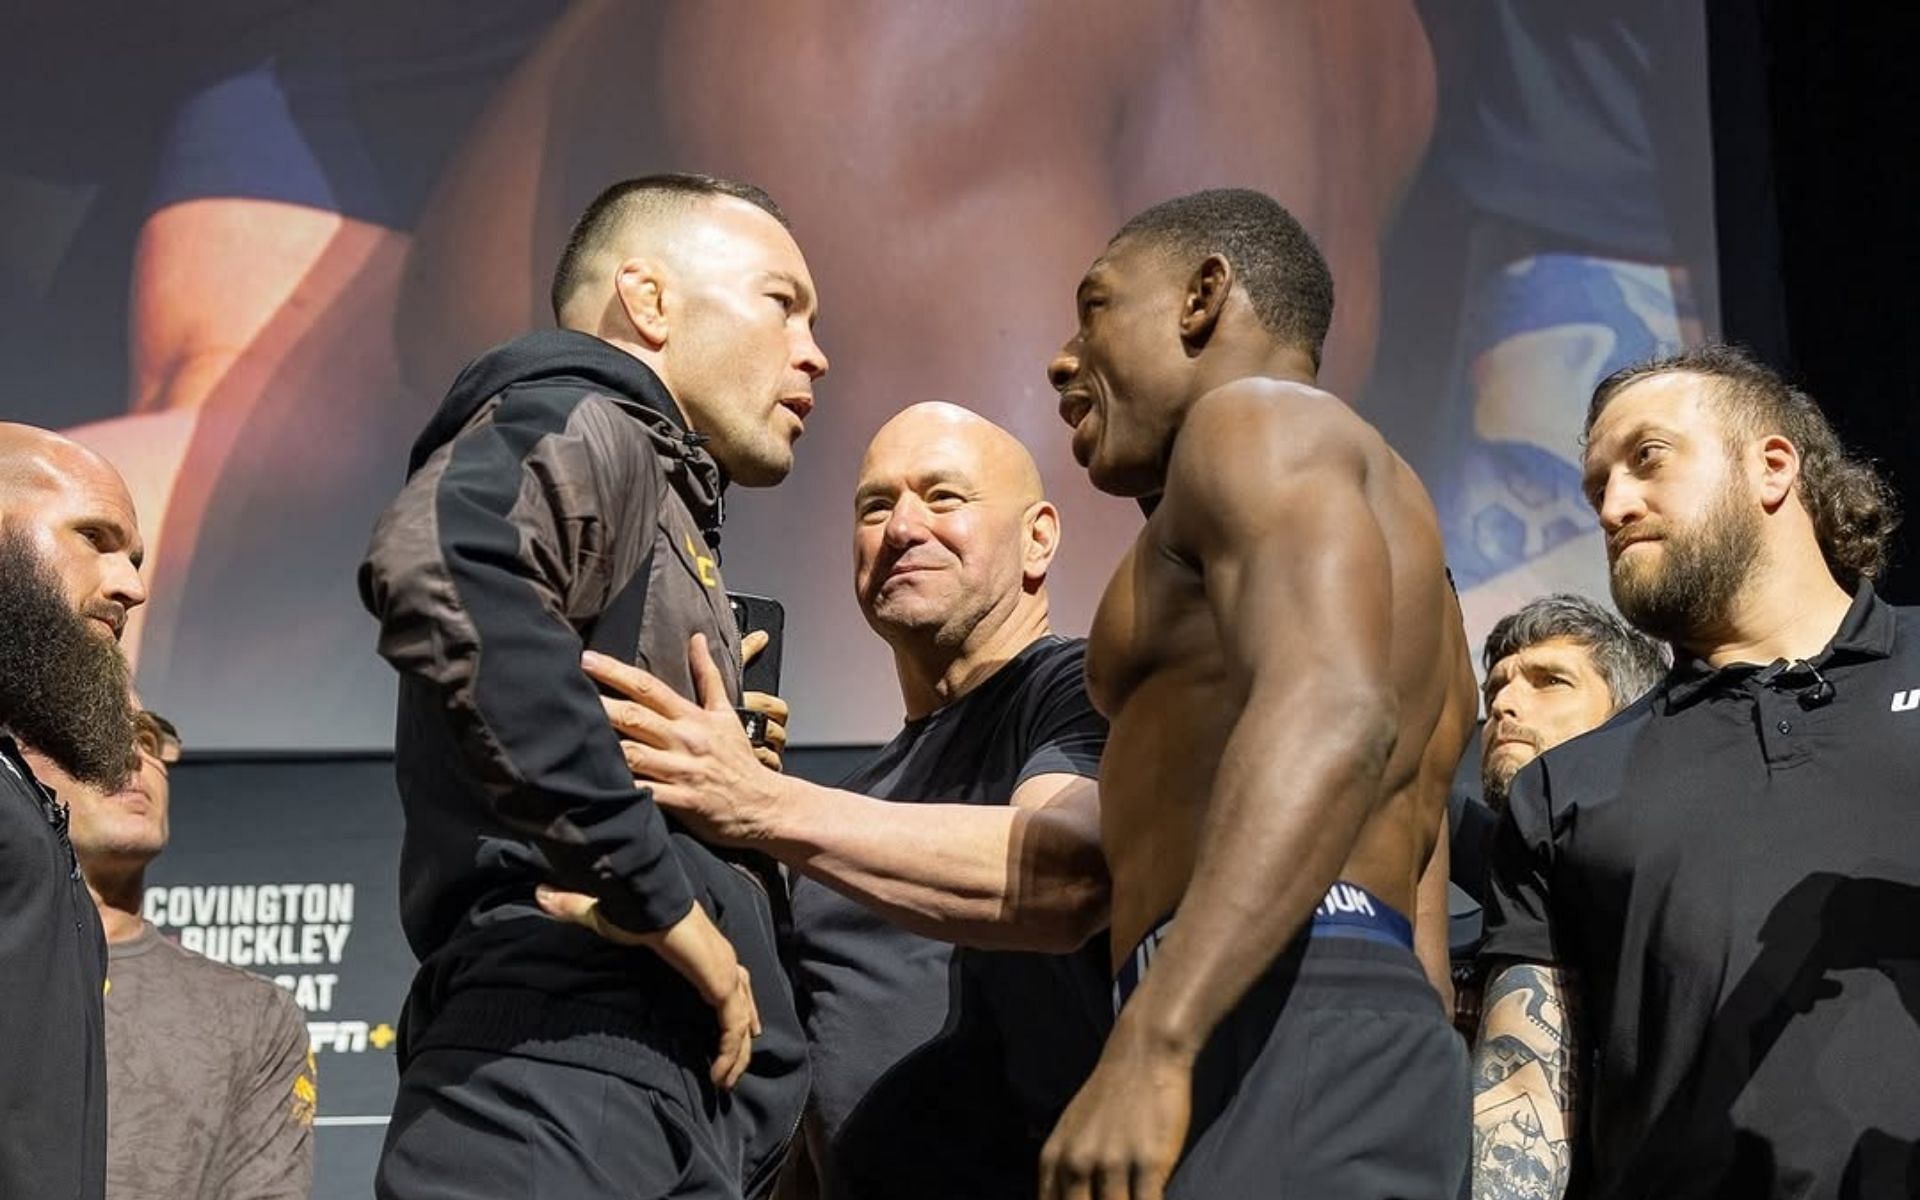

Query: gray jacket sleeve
[[360, 387, 695, 932]]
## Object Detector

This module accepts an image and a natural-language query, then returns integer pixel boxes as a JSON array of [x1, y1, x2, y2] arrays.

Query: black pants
[[377, 1048, 742, 1199], [1168, 937, 1470, 1199]]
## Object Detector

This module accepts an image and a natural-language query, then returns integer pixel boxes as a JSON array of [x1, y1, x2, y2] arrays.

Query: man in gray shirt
[[25, 709, 315, 1200]]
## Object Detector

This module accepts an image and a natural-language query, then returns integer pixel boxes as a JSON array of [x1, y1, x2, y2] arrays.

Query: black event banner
[[144, 756, 410, 1200]]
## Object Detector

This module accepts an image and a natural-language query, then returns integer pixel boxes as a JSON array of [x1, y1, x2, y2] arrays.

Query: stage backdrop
[[0, 1, 1716, 750]]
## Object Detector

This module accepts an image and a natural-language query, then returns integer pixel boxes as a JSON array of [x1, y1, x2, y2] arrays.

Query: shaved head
[[862, 402, 1045, 509], [552, 174, 789, 326], [0, 423, 123, 502], [0, 422, 146, 640], [854, 401, 1060, 665]]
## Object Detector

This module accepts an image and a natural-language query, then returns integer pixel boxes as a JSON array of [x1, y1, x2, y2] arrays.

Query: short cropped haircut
[[1113, 188, 1334, 367], [550, 174, 789, 321], [1587, 343, 1899, 589], [1483, 593, 1669, 710]]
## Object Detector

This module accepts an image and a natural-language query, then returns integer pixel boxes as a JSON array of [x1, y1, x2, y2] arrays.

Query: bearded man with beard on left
[[0, 422, 147, 1200]]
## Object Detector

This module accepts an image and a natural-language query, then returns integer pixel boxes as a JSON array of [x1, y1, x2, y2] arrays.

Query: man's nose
[[1595, 472, 1645, 534], [1046, 344, 1080, 393], [884, 495, 930, 545], [794, 329, 829, 380], [105, 554, 148, 611]]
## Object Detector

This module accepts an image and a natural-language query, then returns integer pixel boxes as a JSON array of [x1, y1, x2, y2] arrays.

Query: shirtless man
[[1040, 189, 1476, 1198]]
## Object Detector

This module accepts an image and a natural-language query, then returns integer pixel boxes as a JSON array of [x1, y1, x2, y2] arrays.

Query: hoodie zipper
[[46, 794, 78, 880]]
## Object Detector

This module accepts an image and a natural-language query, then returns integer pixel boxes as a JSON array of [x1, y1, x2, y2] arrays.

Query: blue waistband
[[1112, 880, 1413, 1015]]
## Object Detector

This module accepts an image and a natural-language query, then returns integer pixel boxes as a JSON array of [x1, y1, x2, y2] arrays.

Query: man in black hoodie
[[360, 174, 829, 1199]]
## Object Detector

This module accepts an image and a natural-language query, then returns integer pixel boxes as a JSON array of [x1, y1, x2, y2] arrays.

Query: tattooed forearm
[[1470, 964, 1578, 1200], [1475, 964, 1578, 1107]]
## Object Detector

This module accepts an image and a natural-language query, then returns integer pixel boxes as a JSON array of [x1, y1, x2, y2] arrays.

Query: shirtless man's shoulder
[[1162, 380, 1399, 529], [1158, 375, 1427, 641]]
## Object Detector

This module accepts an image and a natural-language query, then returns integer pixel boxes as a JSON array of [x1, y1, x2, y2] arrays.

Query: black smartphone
[[727, 592, 786, 695]]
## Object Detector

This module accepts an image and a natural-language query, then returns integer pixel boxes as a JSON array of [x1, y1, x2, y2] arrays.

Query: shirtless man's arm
[[584, 640, 1110, 954], [1042, 387, 1405, 1198], [1416, 810, 1456, 1011]]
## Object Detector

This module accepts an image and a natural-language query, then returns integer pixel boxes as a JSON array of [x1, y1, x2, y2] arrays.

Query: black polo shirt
[[0, 734, 108, 1200], [1482, 584, 1920, 1199]]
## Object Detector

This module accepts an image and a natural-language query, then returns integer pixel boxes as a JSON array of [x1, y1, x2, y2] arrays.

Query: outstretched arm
[[583, 639, 1110, 953], [764, 770, 1105, 952]]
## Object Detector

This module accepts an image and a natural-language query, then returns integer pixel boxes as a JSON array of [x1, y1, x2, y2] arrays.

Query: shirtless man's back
[[1042, 189, 1475, 1200]]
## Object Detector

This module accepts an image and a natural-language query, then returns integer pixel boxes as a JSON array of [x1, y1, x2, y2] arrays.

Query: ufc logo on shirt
[[1892, 688, 1920, 713]]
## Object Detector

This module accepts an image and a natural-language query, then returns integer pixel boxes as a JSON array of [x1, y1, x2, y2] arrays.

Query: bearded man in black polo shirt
[[1472, 344, 1915, 1200]]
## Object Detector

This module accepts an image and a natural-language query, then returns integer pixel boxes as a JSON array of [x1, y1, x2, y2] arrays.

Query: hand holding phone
[[727, 593, 786, 757]]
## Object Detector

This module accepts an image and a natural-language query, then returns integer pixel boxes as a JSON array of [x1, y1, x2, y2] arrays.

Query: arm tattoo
[[1475, 964, 1578, 1104], [1470, 964, 1579, 1200]]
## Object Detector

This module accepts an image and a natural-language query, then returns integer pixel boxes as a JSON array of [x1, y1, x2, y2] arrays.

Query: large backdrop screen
[[0, 1, 1716, 750]]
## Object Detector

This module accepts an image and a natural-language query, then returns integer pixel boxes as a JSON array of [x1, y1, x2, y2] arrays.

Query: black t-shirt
[[1448, 722, 1498, 957], [1482, 586, 1920, 1198], [790, 636, 1110, 1200], [0, 736, 108, 1200]]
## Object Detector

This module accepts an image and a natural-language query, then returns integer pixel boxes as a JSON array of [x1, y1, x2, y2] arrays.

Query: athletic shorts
[[1115, 882, 1471, 1199], [378, 1048, 752, 1200]]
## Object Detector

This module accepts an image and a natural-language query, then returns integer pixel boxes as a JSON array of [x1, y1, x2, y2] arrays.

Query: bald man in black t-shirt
[[577, 402, 1113, 1197]]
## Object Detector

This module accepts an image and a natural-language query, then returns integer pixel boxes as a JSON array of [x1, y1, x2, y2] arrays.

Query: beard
[[1609, 479, 1762, 644], [0, 528, 136, 789], [1480, 722, 1543, 814]]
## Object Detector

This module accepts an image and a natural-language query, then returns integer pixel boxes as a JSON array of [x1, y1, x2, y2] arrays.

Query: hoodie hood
[[410, 330, 727, 544]]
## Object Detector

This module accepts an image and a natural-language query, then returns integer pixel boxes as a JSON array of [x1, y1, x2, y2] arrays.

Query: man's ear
[[1179, 253, 1233, 348], [1756, 433, 1801, 513], [1022, 500, 1061, 589], [613, 257, 669, 350]]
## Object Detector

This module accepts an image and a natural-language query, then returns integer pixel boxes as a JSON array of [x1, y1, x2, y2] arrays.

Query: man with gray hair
[[1479, 593, 1666, 813], [1446, 594, 1664, 1037]]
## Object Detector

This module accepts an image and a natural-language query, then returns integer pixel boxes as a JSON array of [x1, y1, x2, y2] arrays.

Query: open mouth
[[776, 395, 813, 436], [1058, 391, 1093, 430]]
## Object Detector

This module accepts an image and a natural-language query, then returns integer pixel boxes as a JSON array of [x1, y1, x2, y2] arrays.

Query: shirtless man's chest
[[1085, 509, 1245, 962], [1083, 448, 1474, 973]]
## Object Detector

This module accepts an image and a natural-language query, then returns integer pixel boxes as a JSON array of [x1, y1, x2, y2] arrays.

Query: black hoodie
[[361, 330, 806, 1191]]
